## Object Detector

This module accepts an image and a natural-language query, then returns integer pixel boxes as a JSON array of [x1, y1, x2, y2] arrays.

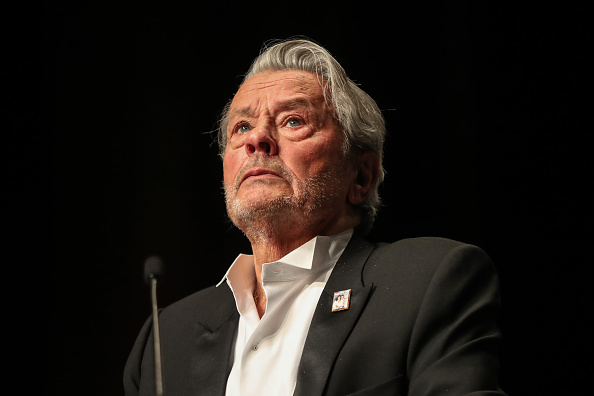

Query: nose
[[245, 124, 278, 156]]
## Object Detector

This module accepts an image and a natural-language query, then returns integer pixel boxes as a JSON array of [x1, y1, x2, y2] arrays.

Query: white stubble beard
[[224, 158, 342, 243]]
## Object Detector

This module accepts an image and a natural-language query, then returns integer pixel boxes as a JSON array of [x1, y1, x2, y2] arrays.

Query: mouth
[[239, 167, 283, 185]]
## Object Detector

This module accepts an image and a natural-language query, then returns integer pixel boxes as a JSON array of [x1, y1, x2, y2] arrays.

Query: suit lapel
[[189, 284, 239, 395], [294, 236, 375, 396]]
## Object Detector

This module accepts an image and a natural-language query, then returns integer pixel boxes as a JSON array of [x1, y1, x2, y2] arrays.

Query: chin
[[227, 193, 312, 229], [224, 176, 334, 231]]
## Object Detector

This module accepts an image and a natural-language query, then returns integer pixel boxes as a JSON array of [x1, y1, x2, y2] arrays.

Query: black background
[[9, 1, 593, 395]]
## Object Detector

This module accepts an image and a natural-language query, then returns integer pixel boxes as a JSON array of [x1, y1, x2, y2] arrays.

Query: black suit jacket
[[124, 236, 506, 395]]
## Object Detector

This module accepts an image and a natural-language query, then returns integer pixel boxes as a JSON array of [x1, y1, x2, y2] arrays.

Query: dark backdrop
[[12, 1, 592, 394]]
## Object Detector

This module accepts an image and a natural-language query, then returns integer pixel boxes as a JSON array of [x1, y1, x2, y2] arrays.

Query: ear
[[347, 151, 380, 206]]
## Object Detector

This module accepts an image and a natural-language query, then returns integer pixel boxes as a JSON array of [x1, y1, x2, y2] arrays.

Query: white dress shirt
[[217, 229, 353, 396]]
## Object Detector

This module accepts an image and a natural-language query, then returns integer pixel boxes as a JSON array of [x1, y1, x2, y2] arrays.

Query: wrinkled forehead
[[230, 70, 329, 113]]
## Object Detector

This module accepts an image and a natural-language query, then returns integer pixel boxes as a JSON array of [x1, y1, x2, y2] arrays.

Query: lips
[[239, 167, 283, 185]]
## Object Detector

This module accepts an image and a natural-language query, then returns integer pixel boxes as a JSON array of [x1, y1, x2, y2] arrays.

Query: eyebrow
[[278, 99, 312, 112]]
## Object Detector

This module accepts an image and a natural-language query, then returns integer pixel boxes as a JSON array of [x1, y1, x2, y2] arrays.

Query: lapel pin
[[332, 289, 351, 312]]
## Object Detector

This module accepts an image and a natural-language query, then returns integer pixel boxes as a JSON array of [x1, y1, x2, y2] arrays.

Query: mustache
[[233, 157, 293, 190]]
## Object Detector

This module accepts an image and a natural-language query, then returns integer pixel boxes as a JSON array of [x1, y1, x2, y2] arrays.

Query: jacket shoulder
[[373, 236, 468, 256], [364, 236, 495, 284], [371, 236, 489, 263]]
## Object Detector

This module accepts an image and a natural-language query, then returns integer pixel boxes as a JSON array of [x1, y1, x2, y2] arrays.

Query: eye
[[235, 123, 251, 134], [286, 118, 302, 128]]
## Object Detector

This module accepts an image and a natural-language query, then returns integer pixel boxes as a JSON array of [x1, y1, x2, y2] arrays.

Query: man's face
[[223, 70, 356, 235]]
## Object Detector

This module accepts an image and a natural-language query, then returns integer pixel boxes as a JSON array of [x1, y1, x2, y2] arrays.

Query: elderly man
[[124, 39, 506, 395]]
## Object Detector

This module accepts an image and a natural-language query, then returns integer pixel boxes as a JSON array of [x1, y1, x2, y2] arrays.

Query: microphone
[[144, 256, 165, 396]]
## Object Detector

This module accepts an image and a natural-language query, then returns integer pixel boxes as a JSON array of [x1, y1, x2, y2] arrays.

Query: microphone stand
[[149, 275, 164, 396], [144, 255, 164, 396]]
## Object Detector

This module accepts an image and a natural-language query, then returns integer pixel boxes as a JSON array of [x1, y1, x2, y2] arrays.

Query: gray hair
[[217, 38, 386, 231]]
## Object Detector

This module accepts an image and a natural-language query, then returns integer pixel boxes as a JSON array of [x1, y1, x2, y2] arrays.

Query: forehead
[[230, 70, 326, 111]]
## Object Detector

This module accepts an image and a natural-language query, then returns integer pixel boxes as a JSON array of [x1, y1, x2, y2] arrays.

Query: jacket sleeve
[[406, 243, 507, 395]]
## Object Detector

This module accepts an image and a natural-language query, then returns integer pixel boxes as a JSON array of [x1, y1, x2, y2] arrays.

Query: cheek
[[289, 140, 345, 179], [223, 153, 242, 187]]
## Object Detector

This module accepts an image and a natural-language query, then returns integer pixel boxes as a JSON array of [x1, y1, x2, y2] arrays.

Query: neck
[[244, 210, 358, 266], [248, 233, 315, 319], [239, 208, 361, 318], [247, 220, 356, 319]]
